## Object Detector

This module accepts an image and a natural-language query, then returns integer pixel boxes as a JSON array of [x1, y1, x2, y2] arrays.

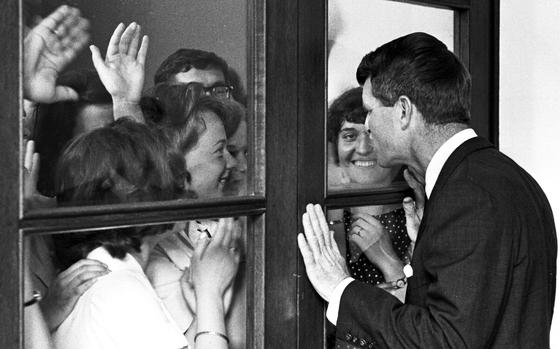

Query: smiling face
[[172, 67, 248, 195], [184, 111, 236, 198], [337, 121, 396, 186]]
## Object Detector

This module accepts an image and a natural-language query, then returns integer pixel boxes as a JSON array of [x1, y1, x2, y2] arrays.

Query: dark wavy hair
[[56, 119, 177, 206], [53, 119, 176, 269], [34, 69, 112, 197], [327, 87, 366, 144], [154, 48, 229, 85], [356, 32, 471, 125]]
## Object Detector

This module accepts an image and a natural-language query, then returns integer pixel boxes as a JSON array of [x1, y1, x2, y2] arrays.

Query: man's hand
[[298, 204, 350, 302], [41, 259, 109, 331], [90, 22, 148, 106], [402, 167, 426, 245], [24, 5, 90, 103]]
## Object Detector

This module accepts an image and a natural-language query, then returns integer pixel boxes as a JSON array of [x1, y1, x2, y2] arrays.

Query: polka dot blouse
[[344, 208, 411, 285]]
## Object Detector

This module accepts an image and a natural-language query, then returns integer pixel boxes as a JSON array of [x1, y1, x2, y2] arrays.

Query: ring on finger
[[356, 227, 363, 236], [47, 28, 60, 38]]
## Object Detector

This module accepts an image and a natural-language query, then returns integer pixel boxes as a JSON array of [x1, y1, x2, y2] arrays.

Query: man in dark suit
[[298, 32, 556, 348]]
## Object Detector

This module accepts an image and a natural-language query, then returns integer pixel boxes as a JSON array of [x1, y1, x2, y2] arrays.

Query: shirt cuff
[[326, 277, 354, 325]]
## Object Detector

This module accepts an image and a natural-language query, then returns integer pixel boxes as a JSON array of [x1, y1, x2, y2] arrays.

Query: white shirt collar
[[87, 246, 143, 274], [425, 128, 477, 199]]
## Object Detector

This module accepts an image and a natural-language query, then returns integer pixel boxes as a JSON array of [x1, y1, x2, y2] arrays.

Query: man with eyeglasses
[[154, 48, 235, 100], [152, 48, 248, 194], [153, 49, 247, 186]]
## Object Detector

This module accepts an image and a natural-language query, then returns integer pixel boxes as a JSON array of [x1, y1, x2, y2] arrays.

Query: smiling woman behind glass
[[23, 0, 250, 211], [327, 87, 401, 190], [327, 87, 411, 297], [50, 118, 239, 349], [142, 83, 246, 348]]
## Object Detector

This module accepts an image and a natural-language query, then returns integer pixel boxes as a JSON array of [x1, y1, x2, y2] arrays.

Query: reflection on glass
[[327, 0, 454, 191], [23, 0, 249, 211], [25, 217, 247, 348]]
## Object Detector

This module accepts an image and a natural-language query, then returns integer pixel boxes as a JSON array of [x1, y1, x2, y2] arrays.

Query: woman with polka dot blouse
[[327, 87, 414, 299]]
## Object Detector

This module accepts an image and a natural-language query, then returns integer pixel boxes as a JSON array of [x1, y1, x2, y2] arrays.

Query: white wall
[[500, 1, 560, 347]]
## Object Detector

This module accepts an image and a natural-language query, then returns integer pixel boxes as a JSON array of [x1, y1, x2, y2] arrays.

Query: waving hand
[[90, 22, 148, 105], [24, 5, 90, 103]]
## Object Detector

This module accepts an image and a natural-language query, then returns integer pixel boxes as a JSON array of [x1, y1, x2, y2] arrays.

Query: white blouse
[[53, 246, 190, 349]]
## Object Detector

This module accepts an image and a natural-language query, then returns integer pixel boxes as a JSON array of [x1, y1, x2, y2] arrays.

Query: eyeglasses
[[152, 82, 235, 122], [186, 82, 234, 100]]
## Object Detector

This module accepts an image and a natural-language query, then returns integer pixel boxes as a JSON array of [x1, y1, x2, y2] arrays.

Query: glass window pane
[[327, 205, 412, 285], [23, 0, 257, 212], [24, 216, 249, 348], [327, 0, 454, 192], [326, 203, 413, 345]]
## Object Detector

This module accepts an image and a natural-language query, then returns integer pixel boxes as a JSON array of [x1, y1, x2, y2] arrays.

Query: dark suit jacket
[[336, 137, 557, 349]]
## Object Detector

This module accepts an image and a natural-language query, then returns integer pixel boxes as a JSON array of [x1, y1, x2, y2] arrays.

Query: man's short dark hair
[[356, 32, 471, 125], [154, 49, 229, 85]]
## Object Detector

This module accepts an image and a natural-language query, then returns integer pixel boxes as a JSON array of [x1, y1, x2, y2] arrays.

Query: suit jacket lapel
[[415, 137, 495, 246]]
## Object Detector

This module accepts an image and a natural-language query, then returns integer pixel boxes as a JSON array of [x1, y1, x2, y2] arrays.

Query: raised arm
[[24, 5, 90, 103], [189, 218, 240, 349], [349, 213, 405, 280], [348, 213, 409, 302], [298, 204, 350, 302], [90, 22, 148, 122]]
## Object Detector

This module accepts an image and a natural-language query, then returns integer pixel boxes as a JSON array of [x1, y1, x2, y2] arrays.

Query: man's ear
[[397, 95, 414, 130]]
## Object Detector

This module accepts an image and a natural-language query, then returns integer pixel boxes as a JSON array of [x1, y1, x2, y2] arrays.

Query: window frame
[[0, 0, 499, 348], [277, 0, 499, 347]]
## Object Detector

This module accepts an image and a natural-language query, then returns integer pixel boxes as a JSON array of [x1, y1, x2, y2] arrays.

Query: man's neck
[[408, 123, 469, 179]]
